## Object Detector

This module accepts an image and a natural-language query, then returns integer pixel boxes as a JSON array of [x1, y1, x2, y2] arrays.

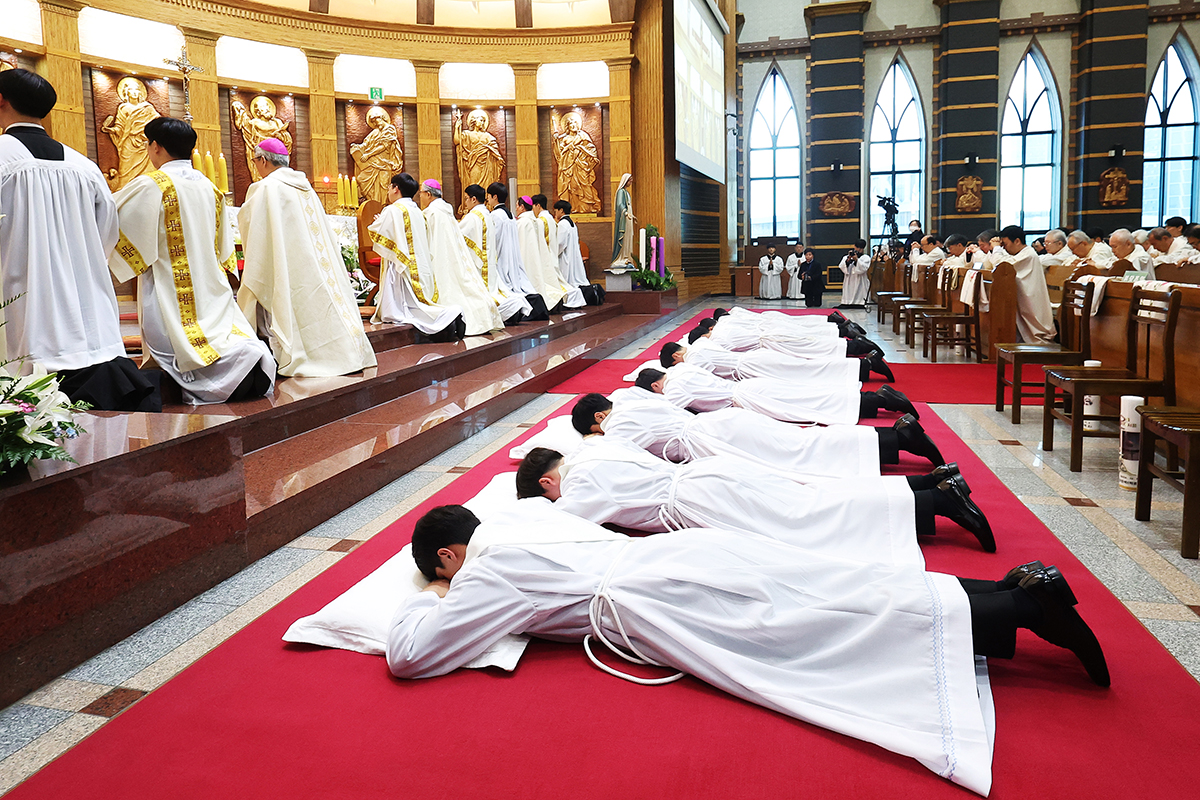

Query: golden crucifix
[[163, 46, 203, 122]]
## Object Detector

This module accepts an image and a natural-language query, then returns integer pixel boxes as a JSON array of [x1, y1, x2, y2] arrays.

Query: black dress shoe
[[931, 462, 960, 482], [895, 413, 945, 465], [1000, 560, 1046, 590], [876, 385, 918, 418], [1018, 567, 1110, 687], [845, 321, 868, 338], [868, 352, 896, 383], [828, 311, 848, 324], [937, 473, 996, 552]]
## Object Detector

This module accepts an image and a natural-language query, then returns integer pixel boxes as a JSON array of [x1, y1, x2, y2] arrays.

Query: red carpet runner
[[8, 406, 1200, 799]]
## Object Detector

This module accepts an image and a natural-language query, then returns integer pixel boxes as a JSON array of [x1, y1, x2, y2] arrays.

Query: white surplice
[[1124, 244, 1156, 278], [663, 362, 860, 425], [840, 253, 871, 305], [236, 167, 376, 377], [711, 312, 846, 359], [517, 210, 567, 310], [758, 255, 783, 299], [424, 197, 503, 336], [368, 197, 464, 335], [686, 337, 862, 387], [110, 159, 275, 404], [387, 501, 993, 796], [557, 217, 589, 286], [458, 203, 530, 323], [489, 207, 537, 295], [1006, 245, 1056, 344], [783, 253, 805, 299], [539, 209, 586, 307], [600, 396, 880, 480], [0, 124, 125, 372]]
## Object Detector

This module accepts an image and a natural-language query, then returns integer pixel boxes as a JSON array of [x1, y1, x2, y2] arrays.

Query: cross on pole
[[164, 46, 203, 122]]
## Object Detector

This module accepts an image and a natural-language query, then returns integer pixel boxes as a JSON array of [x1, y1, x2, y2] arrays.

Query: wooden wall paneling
[[631, 1, 673, 284], [403, 102, 420, 177], [413, 59, 443, 186], [512, 62, 540, 200], [82, 66, 97, 163], [305, 49, 338, 210], [606, 56, 633, 214], [292, 94, 312, 181], [37, 0, 87, 153], [336, 101, 348, 176], [178, 27, 222, 159]]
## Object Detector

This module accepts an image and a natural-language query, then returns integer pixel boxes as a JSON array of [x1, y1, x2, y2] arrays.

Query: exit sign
[[368, 87, 384, 102]]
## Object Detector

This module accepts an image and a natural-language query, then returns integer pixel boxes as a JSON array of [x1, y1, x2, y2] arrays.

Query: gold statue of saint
[[350, 106, 404, 205], [101, 76, 161, 191], [453, 108, 504, 212], [0, 61, 13, 72], [232, 95, 293, 181], [550, 109, 601, 214]]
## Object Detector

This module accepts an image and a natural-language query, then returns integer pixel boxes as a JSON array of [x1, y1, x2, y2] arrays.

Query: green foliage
[[646, 224, 660, 238], [340, 243, 360, 273], [631, 266, 676, 291]]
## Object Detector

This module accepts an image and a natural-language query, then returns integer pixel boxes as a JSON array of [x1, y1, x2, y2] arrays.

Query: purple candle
[[657, 236, 666, 277], [648, 238, 656, 275]]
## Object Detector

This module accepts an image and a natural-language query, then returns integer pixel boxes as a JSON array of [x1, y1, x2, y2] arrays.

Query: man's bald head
[[1109, 228, 1135, 259]]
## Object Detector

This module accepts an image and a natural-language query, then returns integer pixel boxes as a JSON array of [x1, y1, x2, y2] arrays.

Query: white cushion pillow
[[507, 415, 584, 460], [622, 359, 664, 382]]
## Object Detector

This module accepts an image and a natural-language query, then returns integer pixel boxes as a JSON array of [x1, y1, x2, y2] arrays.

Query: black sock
[[913, 488, 937, 535], [846, 338, 873, 357], [961, 583, 1046, 658], [859, 392, 882, 419], [958, 577, 1005, 595], [931, 484, 955, 518], [877, 428, 900, 464], [905, 472, 940, 491]]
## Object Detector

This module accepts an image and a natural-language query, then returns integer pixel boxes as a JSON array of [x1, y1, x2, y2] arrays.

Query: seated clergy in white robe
[[390, 500, 1111, 797], [997, 225, 1056, 344], [236, 138, 376, 377], [458, 183, 530, 325], [417, 179, 503, 336], [1107, 228, 1155, 278], [662, 337, 867, 387], [1065, 229, 1116, 274], [1039, 229, 1071, 269], [757, 248, 783, 299], [535, 194, 586, 307], [645, 364, 916, 426], [553, 200, 589, 286], [0, 69, 158, 410], [368, 173, 464, 340], [838, 239, 871, 305], [485, 182, 538, 298], [110, 118, 275, 405], [516, 196, 567, 311], [571, 391, 947, 477]]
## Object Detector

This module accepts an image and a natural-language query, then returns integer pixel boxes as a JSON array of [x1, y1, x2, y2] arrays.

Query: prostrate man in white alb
[[459, 182, 529, 325], [417, 178, 504, 336], [534, 193, 586, 308], [838, 238, 871, 306], [516, 195, 567, 312], [110, 117, 275, 404], [757, 245, 783, 299], [236, 137, 376, 377], [389, 502, 1110, 797], [0, 69, 158, 410], [553, 199, 589, 288], [998, 225, 1055, 345], [485, 182, 546, 318], [368, 172, 464, 341]]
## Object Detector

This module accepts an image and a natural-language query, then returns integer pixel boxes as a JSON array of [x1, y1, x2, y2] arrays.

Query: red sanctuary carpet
[[9, 405, 1200, 800]]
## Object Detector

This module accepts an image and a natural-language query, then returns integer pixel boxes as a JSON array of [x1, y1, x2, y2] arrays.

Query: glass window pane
[[774, 147, 800, 177], [1001, 101, 1022, 134], [1168, 89, 1196, 125], [1142, 164, 1161, 228], [999, 166, 1024, 227], [776, 108, 800, 147], [869, 107, 891, 142], [1144, 126, 1163, 160], [775, 178, 801, 238], [1023, 165, 1054, 231], [749, 111, 772, 148], [1028, 94, 1053, 132], [749, 148, 774, 178], [893, 140, 921, 169], [1164, 159, 1194, 219], [870, 142, 893, 173], [1000, 134, 1023, 166], [749, 179, 774, 238], [896, 102, 920, 140], [1166, 125, 1194, 158], [1025, 133, 1054, 165], [893, 172, 922, 222], [1146, 97, 1163, 128]]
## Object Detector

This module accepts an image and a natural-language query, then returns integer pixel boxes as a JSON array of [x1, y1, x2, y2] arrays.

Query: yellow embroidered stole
[[464, 208, 491, 288], [369, 203, 437, 304]]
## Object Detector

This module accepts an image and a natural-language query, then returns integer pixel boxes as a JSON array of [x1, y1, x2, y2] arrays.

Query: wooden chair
[[922, 270, 984, 363], [1042, 287, 1183, 472], [994, 280, 1095, 424], [894, 260, 947, 341], [1135, 406, 1200, 558], [356, 199, 384, 306], [1044, 260, 1077, 307], [901, 264, 962, 348], [876, 258, 913, 325]]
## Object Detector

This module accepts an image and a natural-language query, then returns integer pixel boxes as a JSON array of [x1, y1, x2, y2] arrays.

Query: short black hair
[[391, 172, 419, 198], [486, 181, 508, 203], [945, 233, 969, 248], [571, 393, 612, 436], [554, 199, 572, 214], [532, 193, 548, 208], [0, 69, 56, 119], [698, 317, 716, 332], [687, 325, 709, 344], [143, 117, 197, 161], [712, 308, 729, 320], [977, 228, 999, 243], [1086, 227, 1105, 240], [1166, 216, 1188, 229], [659, 341, 684, 369], [1185, 224, 1200, 239], [465, 183, 486, 203], [635, 368, 665, 391], [411, 505, 480, 582], [999, 225, 1025, 244], [515, 447, 563, 499], [855, 238, 867, 248]]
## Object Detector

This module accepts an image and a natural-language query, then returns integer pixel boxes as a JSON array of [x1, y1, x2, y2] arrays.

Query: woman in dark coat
[[799, 247, 825, 308]]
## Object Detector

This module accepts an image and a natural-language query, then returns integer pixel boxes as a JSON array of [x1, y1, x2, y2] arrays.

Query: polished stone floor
[[2, 296, 1198, 794]]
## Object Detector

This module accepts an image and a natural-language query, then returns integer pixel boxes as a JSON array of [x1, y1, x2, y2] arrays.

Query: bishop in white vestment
[[110, 118, 275, 405], [236, 139, 376, 377], [459, 183, 530, 324], [368, 173, 464, 338], [516, 198, 567, 311]]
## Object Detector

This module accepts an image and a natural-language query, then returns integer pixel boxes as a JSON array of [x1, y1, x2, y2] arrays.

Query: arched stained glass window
[[869, 60, 924, 246], [748, 69, 801, 239], [1000, 50, 1060, 235], [1143, 40, 1199, 228]]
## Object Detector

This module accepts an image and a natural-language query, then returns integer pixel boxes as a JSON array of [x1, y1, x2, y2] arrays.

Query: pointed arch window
[[1143, 40, 1199, 228], [748, 69, 801, 239], [869, 60, 924, 246], [1000, 50, 1060, 235]]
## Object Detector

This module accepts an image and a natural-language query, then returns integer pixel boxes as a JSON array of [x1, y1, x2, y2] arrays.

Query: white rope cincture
[[584, 543, 686, 686]]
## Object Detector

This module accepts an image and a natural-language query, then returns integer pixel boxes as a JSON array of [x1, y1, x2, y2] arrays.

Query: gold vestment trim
[[115, 230, 151, 276]]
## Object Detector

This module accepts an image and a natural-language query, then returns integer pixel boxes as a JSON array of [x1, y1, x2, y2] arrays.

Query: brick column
[[412, 60, 443, 185], [305, 49, 339, 211], [512, 62, 541, 199], [36, 0, 85, 153]]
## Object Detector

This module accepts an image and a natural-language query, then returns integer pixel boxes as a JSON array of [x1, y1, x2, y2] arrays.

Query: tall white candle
[[639, 228, 647, 270]]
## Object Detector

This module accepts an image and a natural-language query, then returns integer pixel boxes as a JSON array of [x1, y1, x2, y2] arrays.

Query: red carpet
[[890, 363, 1048, 405], [8, 406, 1200, 800], [548, 359, 646, 394]]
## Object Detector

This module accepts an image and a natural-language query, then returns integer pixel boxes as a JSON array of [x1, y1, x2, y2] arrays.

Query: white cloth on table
[[424, 197, 503, 335], [386, 502, 993, 796], [0, 124, 125, 372], [663, 362, 861, 425], [839, 253, 871, 305], [489, 207, 537, 295], [368, 197, 464, 334], [110, 159, 275, 404], [459, 204, 530, 322], [686, 337, 861, 386], [557, 217, 589, 286], [959, 268, 990, 311], [236, 167, 376, 377], [758, 255, 783, 299], [517, 210, 567, 310], [1073, 274, 1112, 315]]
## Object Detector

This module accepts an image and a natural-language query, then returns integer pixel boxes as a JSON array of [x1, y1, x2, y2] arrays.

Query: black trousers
[[959, 578, 1038, 659]]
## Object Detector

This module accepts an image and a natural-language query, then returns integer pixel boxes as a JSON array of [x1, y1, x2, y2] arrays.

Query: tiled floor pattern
[[3, 298, 1198, 794]]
